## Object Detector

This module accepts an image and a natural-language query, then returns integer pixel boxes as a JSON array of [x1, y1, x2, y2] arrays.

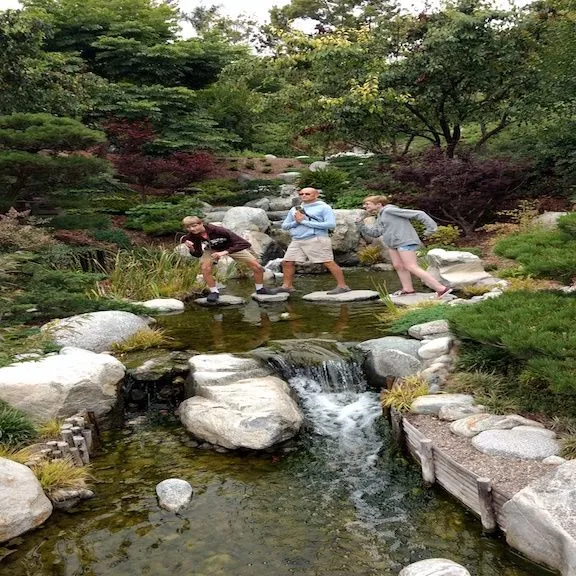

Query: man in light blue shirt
[[275, 187, 350, 295]]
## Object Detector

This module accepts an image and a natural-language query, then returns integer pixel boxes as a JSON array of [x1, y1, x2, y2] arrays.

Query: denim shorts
[[397, 243, 420, 251]]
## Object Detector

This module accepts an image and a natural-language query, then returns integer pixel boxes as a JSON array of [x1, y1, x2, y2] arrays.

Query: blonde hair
[[363, 195, 389, 205], [182, 215, 203, 227]]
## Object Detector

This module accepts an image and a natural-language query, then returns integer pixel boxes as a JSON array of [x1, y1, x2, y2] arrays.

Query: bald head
[[298, 187, 320, 203]]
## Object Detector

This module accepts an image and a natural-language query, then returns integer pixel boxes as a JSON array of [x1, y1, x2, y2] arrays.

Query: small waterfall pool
[[1, 271, 553, 575]]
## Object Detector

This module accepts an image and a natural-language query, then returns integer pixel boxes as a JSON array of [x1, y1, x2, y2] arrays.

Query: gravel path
[[405, 413, 558, 498]]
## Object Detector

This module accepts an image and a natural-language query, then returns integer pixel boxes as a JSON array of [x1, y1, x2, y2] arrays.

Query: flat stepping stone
[[302, 289, 379, 303], [156, 478, 193, 512], [472, 428, 560, 460], [251, 292, 290, 303], [195, 295, 246, 306], [138, 298, 185, 313], [400, 558, 471, 576], [450, 413, 544, 438], [410, 394, 475, 415], [390, 292, 453, 307]]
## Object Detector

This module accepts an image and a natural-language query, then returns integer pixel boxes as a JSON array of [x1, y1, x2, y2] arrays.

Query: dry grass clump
[[31, 458, 92, 496], [381, 374, 429, 413], [112, 326, 171, 353]]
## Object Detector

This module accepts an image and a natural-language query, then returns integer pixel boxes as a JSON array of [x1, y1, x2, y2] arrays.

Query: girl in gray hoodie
[[359, 195, 452, 298]]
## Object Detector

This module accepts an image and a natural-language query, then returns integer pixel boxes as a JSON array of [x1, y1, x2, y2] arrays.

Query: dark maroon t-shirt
[[182, 223, 251, 257]]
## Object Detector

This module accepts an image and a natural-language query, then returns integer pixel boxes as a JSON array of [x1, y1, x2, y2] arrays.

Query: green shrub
[[426, 225, 461, 247], [244, 160, 255, 169], [334, 190, 367, 209], [261, 167, 272, 174], [494, 228, 576, 282], [358, 244, 384, 265], [93, 195, 140, 214], [49, 212, 112, 231], [125, 199, 204, 231], [558, 212, 576, 239], [0, 400, 37, 446], [381, 374, 429, 412], [142, 220, 183, 236], [297, 167, 350, 202], [90, 229, 132, 249], [448, 291, 576, 414], [385, 305, 451, 335]]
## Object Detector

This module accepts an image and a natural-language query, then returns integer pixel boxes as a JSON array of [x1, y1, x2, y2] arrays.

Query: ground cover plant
[[494, 214, 576, 282], [448, 290, 576, 417], [0, 400, 37, 446]]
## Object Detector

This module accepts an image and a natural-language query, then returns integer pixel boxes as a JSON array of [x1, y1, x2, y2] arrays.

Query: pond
[[1, 270, 554, 576]]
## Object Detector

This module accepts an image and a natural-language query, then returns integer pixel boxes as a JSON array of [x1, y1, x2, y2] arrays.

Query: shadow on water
[[1, 270, 554, 576]]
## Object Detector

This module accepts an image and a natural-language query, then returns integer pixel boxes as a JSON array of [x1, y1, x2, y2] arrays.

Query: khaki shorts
[[200, 249, 258, 265], [283, 236, 334, 263]]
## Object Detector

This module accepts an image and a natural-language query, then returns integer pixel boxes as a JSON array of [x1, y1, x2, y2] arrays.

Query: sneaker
[[436, 287, 453, 299], [273, 287, 294, 294], [256, 287, 276, 295], [326, 286, 352, 295], [206, 292, 220, 303], [391, 290, 416, 296]]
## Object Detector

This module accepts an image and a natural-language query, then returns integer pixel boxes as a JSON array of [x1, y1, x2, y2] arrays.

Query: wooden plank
[[419, 439, 435, 486], [477, 477, 498, 533]]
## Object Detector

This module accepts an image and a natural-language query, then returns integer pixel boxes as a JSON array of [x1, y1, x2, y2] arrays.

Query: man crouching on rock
[[181, 216, 275, 303]]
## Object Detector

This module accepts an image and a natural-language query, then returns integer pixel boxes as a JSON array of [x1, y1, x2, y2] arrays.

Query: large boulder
[[426, 249, 492, 288], [533, 211, 568, 230], [332, 209, 365, 258], [178, 375, 303, 450], [503, 460, 576, 575], [236, 230, 284, 263], [222, 207, 271, 233], [0, 347, 125, 421], [44, 311, 151, 353], [188, 353, 271, 390], [0, 458, 53, 543]]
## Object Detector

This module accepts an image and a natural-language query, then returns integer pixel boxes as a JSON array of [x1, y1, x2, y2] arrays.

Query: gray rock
[[503, 460, 576, 575], [438, 404, 485, 422], [368, 349, 422, 380], [195, 295, 246, 306], [178, 376, 303, 450], [251, 292, 290, 303], [533, 211, 568, 230], [426, 248, 492, 288], [222, 206, 270, 233], [543, 455, 566, 465], [156, 478, 193, 512], [399, 558, 471, 576], [308, 160, 329, 172], [408, 320, 451, 340], [356, 336, 422, 358], [418, 337, 453, 360], [472, 429, 559, 459], [244, 197, 270, 210], [278, 172, 301, 183], [390, 292, 446, 307], [410, 394, 475, 415], [189, 353, 271, 389], [44, 311, 151, 353], [0, 347, 125, 421], [302, 289, 380, 303], [450, 414, 544, 439], [0, 458, 52, 543], [138, 298, 185, 313]]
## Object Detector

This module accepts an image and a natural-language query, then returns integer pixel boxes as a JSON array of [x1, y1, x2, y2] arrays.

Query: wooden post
[[69, 447, 84, 467], [477, 477, 497, 534], [390, 409, 405, 446], [419, 438, 435, 486], [85, 411, 102, 450]]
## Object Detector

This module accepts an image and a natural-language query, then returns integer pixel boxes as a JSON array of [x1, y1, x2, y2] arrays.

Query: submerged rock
[[156, 478, 193, 512], [399, 558, 471, 575]]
